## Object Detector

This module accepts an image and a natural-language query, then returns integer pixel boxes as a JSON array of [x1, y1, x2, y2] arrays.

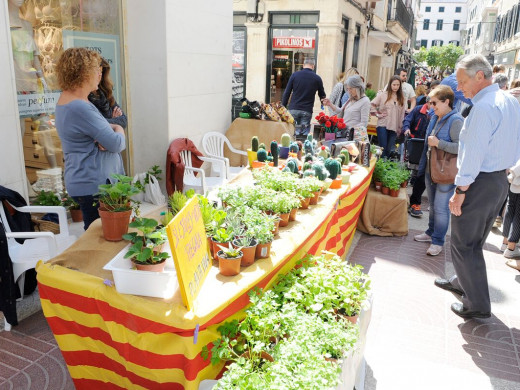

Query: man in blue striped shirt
[[434, 54, 520, 319]]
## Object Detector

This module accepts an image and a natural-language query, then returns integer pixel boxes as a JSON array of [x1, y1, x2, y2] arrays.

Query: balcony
[[387, 0, 414, 36]]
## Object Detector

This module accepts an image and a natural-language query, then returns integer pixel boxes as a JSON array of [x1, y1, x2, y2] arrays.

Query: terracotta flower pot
[[99, 208, 132, 241], [271, 219, 280, 236], [374, 181, 382, 192], [329, 177, 343, 189], [251, 160, 265, 169], [232, 239, 257, 266], [217, 251, 242, 276], [309, 190, 322, 205], [211, 238, 230, 260], [70, 208, 83, 222], [247, 149, 257, 167], [132, 259, 166, 272], [299, 196, 311, 209], [381, 186, 390, 195], [278, 212, 290, 227], [401, 181, 408, 188], [390, 188, 400, 197], [255, 241, 272, 259], [289, 207, 298, 221]]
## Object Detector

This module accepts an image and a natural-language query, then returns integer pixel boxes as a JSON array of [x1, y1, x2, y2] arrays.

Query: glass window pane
[[272, 14, 290, 24], [9, 0, 127, 185], [299, 14, 319, 24]]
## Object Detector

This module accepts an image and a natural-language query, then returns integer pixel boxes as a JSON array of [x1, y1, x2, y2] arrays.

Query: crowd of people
[[282, 54, 520, 320]]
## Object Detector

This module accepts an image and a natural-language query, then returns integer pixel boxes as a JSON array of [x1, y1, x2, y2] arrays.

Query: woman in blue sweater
[[55, 48, 126, 230], [414, 85, 463, 256]]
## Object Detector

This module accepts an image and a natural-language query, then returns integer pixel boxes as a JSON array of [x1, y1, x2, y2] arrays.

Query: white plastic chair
[[0, 202, 77, 331], [202, 132, 247, 180], [179, 150, 226, 195]]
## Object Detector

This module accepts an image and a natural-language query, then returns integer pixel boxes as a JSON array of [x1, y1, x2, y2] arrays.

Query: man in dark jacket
[[282, 58, 326, 139]]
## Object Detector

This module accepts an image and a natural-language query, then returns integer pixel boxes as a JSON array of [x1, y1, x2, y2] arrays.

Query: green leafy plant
[[123, 217, 169, 264], [168, 189, 195, 215], [32, 190, 62, 206], [217, 242, 243, 259], [61, 193, 79, 210], [97, 174, 142, 212]]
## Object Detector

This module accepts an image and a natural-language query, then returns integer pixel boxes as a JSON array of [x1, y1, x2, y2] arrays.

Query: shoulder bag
[[429, 117, 458, 184]]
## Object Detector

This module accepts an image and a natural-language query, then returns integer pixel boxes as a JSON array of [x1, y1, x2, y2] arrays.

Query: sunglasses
[[430, 100, 444, 107]]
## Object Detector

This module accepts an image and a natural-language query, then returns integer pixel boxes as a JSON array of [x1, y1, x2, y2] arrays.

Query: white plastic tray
[[103, 245, 179, 299]]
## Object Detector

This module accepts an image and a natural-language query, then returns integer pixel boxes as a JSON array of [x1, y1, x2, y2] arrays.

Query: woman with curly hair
[[55, 48, 126, 230]]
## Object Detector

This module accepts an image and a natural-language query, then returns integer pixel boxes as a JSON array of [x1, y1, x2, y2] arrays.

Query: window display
[[8, 0, 126, 185]]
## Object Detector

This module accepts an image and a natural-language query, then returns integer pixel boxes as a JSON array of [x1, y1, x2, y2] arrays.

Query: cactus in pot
[[289, 142, 299, 155], [312, 162, 329, 181], [248, 136, 259, 167], [279, 133, 291, 159], [270, 140, 279, 167], [257, 148, 268, 162]]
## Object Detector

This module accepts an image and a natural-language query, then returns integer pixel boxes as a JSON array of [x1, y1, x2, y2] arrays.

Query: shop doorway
[[266, 12, 319, 104], [269, 30, 317, 103]]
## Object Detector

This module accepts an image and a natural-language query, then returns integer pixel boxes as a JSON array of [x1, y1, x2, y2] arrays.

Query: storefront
[[7, 0, 127, 188], [1, 1, 233, 200], [267, 12, 319, 103]]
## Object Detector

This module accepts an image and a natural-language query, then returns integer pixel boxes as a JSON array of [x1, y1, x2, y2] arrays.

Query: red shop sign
[[273, 37, 315, 49]]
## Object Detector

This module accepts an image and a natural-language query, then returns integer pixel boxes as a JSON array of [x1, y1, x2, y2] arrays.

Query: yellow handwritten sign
[[165, 197, 211, 311]]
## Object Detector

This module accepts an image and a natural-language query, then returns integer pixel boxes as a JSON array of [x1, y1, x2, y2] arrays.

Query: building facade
[[415, 0, 467, 49], [461, 0, 497, 64], [491, 0, 520, 81], [1, 0, 232, 200], [232, 0, 414, 114]]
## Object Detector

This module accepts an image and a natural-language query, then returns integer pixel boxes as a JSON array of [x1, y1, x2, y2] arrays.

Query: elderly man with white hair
[[323, 75, 371, 140]]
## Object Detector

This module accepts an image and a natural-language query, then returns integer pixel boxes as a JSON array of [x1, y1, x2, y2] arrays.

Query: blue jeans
[[425, 173, 455, 246], [376, 127, 397, 158], [290, 110, 312, 136], [72, 195, 99, 231]]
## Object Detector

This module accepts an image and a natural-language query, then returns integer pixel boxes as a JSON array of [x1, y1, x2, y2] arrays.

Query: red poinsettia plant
[[315, 112, 347, 133]]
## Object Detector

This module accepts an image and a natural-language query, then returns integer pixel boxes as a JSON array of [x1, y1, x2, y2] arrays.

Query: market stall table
[[356, 186, 409, 236], [37, 161, 374, 390], [224, 118, 294, 167]]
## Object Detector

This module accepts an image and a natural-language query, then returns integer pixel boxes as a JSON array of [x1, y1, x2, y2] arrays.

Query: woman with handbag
[[413, 85, 464, 256]]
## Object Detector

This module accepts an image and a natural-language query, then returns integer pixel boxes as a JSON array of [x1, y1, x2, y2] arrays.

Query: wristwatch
[[455, 187, 467, 195]]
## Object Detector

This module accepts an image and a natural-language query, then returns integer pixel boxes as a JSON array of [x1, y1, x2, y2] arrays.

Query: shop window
[[8, 0, 127, 187], [272, 13, 318, 25]]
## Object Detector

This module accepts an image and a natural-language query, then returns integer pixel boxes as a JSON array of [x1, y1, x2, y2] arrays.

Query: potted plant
[[232, 234, 258, 266], [385, 171, 401, 197], [249, 222, 274, 259], [62, 193, 82, 222], [97, 174, 142, 241], [315, 112, 346, 141], [211, 227, 234, 259], [216, 242, 243, 276], [247, 136, 259, 168], [31, 190, 62, 233], [123, 217, 170, 272], [279, 133, 291, 159], [324, 158, 342, 189]]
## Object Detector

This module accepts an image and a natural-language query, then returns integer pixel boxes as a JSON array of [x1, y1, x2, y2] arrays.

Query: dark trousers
[[376, 127, 397, 158], [410, 173, 426, 205], [503, 190, 520, 243], [72, 195, 99, 231], [449, 170, 508, 313]]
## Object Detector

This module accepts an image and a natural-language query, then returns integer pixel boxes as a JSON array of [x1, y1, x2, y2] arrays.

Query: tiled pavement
[[1, 197, 520, 389]]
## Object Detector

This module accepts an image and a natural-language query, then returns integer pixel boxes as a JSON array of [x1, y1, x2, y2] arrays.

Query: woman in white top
[[323, 75, 370, 140], [371, 76, 406, 158]]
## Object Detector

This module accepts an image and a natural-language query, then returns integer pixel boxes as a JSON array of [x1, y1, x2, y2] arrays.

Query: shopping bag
[[144, 174, 166, 205]]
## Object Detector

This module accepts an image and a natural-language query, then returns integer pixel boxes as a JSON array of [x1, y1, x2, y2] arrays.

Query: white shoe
[[504, 247, 520, 259], [427, 244, 443, 256], [414, 233, 432, 242]]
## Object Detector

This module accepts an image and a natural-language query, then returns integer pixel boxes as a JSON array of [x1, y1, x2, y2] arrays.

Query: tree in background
[[413, 44, 464, 74]]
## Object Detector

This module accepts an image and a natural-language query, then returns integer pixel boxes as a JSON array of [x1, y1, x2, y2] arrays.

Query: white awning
[[369, 31, 401, 44]]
